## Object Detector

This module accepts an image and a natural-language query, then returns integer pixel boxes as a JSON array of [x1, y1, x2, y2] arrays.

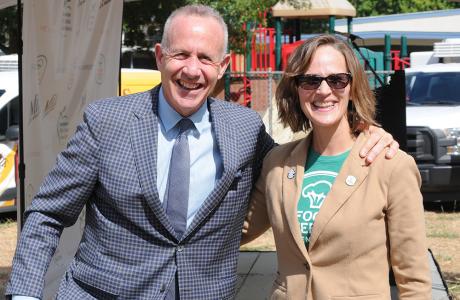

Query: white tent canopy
[[272, 0, 356, 18], [1, 0, 124, 297]]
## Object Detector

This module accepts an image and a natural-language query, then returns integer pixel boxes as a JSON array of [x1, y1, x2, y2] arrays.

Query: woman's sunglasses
[[295, 73, 352, 90]]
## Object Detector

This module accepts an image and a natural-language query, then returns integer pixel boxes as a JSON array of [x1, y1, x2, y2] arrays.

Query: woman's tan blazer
[[242, 132, 432, 299]]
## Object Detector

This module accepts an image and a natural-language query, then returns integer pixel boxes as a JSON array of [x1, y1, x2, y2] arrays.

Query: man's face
[[155, 15, 230, 117]]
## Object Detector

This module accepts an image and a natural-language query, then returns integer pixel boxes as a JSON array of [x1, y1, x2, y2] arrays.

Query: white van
[[0, 58, 19, 213], [405, 39, 460, 201]]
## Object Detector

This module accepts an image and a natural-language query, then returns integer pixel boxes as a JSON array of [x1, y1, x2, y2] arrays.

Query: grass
[[445, 272, 460, 299], [427, 230, 459, 239], [424, 209, 460, 299]]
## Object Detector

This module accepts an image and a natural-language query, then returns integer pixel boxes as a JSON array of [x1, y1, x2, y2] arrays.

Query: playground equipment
[[224, 1, 411, 106], [226, 1, 357, 106], [271, 0, 356, 70], [228, 12, 276, 107]]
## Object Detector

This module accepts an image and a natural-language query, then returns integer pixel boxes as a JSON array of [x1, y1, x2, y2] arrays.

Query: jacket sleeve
[[241, 146, 273, 245], [386, 152, 432, 299], [6, 103, 101, 299]]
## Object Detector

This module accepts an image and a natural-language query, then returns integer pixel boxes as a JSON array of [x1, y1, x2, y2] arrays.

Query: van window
[[406, 72, 460, 105], [0, 96, 19, 140]]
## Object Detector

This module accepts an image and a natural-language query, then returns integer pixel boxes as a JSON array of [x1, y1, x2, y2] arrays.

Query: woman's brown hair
[[276, 34, 377, 133]]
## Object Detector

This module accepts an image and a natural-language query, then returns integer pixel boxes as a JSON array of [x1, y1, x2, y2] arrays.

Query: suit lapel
[[184, 99, 239, 238], [308, 132, 369, 249], [282, 134, 312, 260], [130, 86, 177, 238]]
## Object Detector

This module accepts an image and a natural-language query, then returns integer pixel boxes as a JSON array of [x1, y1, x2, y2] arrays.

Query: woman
[[242, 35, 431, 299]]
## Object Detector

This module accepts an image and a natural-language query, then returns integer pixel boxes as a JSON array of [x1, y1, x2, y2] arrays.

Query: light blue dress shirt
[[157, 87, 222, 227], [12, 88, 222, 300], [12, 296, 37, 300]]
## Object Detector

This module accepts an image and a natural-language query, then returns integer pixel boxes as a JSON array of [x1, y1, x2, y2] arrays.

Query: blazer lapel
[[308, 132, 370, 249], [184, 99, 239, 238], [130, 86, 177, 238], [282, 134, 312, 260]]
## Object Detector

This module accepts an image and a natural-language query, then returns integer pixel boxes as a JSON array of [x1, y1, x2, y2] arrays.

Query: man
[[7, 5, 397, 300]]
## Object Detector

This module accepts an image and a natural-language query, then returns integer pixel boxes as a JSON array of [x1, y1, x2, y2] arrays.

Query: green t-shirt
[[297, 147, 350, 246]]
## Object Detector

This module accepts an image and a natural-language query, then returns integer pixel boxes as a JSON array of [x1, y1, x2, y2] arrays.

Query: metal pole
[[347, 17, 353, 34], [119, 20, 123, 96], [17, 0, 25, 229], [400, 35, 408, 70], [384, 34, 392, 71], [275, 18, 282, 71], [295, 19, 301, 42], [246, 22, 252, 73], [268, 71, 273, 136], [328, 16, 336, 34], [400, 35, 408, 59]]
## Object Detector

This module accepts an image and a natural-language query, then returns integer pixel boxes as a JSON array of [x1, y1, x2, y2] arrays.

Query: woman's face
[[297, 45, 351, 131]]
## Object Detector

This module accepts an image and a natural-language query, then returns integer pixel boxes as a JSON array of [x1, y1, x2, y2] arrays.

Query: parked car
[[405, 39, 460, 201]]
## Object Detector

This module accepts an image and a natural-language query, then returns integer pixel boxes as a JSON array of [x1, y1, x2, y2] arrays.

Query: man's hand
[[359, 126, 399, 164]]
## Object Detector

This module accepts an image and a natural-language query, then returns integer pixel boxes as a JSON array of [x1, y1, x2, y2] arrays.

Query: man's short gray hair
[[161, 4, 228, 58]]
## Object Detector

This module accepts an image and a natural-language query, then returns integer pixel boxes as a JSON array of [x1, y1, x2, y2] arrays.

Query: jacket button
[[177, 245, 184, 252], [304, 263, 310, 270], [160, 283, 166, 292]]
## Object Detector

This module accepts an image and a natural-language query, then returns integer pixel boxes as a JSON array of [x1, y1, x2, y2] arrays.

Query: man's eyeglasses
[[295, 73, 352, 90]]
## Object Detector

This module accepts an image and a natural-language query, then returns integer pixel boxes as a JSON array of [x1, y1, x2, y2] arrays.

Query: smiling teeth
[[313, 101, 334, 108], [179, 80, 200, 89]]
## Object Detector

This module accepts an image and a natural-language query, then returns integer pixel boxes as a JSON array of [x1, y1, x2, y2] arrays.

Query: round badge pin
[[345, 175, 357, 186]]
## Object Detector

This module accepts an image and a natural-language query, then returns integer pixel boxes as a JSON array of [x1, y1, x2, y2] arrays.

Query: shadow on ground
[[423, 197, 459, 213], [0, 266, 12, 296], [0, 212, 16, 223]]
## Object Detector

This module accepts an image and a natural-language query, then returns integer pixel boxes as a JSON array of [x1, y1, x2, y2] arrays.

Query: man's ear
[[217, 54, 231, 79], [154, 43, 163, 69]]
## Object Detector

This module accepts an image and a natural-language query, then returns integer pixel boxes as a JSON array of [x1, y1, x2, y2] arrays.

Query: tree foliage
[[120, 0, 460, 53], [122, 0, 186, 48], [185, 0, 278, 53], [348, 0, 459, 17], [0, 5, 18, 54], [1, 0, 459, 55]]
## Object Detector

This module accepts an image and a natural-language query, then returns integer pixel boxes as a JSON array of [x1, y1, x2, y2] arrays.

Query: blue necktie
[[165, 118, 194, 238], [164, 118, 194, 300]]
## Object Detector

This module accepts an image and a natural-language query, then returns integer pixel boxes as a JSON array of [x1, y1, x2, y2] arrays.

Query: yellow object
[[0, 144, 16, 196], [120, 68, 161, 96], [0, 199, 15, 208]]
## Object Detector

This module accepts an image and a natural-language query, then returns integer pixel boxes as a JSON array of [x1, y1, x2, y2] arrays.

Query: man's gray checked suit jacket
[[6, 86, 275, 299]]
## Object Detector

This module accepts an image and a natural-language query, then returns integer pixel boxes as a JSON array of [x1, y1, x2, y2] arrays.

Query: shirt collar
[[158, 87, 209, 136]]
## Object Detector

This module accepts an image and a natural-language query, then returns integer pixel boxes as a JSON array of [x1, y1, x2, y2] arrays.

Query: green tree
[[121, 0, 460, 52], [122, 0, 186, 48], [0, 5, 18, 54], [348, 0, 458, 17], [185, 0, 278, 53]]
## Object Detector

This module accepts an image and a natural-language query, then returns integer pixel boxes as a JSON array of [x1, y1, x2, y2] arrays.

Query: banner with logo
[[22, 0, 123, 298]]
